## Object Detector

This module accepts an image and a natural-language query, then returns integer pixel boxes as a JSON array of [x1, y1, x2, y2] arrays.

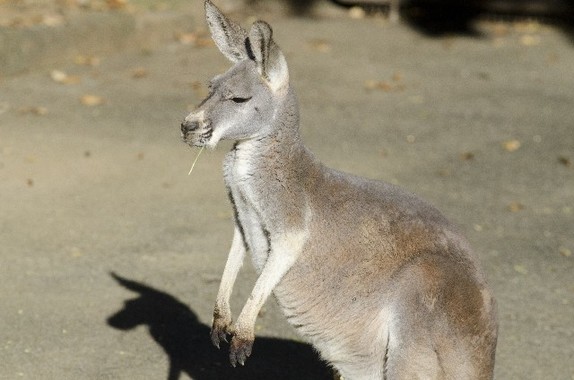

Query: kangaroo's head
[[181, 0, 291, 149]]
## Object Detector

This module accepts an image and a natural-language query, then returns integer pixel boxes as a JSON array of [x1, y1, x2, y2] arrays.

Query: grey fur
[[181, 1, 498, 378], [205, 0, 248, 62]]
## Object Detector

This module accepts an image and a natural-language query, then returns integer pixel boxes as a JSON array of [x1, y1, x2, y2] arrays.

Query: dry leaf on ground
[[308, 39, 331, 53], [80, 95, 105, 106], [19, 106, 48, 115], [365, 71, 404, 92], [50, 70, 81, 85], [348, 6, 366, 19], [75, 55, 101, 67], [508, 202, 525, 212], [40, 14, 64, 27], [106, 0, 128, 10], [503, 139, 521, 152], [558, 156, 572, 167], [131, 67, 148, 79]]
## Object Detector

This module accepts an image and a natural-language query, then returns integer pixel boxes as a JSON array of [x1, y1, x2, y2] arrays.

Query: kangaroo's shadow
[[107, 273, 333, 380]]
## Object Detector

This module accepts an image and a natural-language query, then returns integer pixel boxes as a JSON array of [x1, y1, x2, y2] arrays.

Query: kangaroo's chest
[[224, 149, 270, 272]]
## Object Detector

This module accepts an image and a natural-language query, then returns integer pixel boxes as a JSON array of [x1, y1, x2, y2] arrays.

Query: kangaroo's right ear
[[248, 21, 289, 93], [205, 0, 249, 62]]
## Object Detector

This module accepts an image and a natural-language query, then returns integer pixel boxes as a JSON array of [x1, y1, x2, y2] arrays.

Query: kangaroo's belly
[[273, 247, 394, 363], [275, 281, 391, 378]]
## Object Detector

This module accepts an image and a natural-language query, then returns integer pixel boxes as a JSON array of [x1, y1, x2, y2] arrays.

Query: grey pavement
[[1, 3, 573, 379]]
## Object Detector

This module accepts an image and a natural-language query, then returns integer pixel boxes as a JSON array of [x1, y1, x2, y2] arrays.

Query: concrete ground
[[1, 2, 573, 379]]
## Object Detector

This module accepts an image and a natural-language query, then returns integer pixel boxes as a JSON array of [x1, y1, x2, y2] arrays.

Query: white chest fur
[[224, 142, 270, 272]]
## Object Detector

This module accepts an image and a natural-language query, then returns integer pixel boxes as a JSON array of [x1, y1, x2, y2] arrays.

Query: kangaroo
[[181, 1, 497, 378]]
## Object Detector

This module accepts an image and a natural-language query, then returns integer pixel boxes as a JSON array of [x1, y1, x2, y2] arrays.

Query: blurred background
[[1, 0, 573, 379]]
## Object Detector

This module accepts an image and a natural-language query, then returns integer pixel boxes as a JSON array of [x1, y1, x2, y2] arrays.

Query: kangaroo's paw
[[229, 333, 254, 367], [211, 312, 232, 349]]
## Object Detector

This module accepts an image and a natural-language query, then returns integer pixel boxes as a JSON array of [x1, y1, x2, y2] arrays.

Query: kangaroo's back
[[180, 2, 497, 378]]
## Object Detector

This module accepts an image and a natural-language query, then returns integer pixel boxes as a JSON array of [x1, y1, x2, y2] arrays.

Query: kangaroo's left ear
[[248, 21, 289, 93]]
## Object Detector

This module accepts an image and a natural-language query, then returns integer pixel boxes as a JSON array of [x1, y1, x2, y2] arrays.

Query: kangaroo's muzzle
[[181, 110, 212, 147]]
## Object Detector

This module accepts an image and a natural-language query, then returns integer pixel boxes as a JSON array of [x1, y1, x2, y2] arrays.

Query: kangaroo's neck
[[224, 88, 318, 230], [229, 87, 312, 176]]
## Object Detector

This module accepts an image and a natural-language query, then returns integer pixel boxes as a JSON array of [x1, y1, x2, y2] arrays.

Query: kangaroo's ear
[[205, 0, 249, 62], [248, 21, 289, 93]]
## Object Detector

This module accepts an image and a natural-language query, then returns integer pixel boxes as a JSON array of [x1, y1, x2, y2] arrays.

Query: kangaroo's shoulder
[[314, 165, 451, 226]]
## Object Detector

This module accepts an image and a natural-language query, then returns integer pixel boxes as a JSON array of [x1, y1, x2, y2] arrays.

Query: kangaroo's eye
[[231, 97, 251, 104]]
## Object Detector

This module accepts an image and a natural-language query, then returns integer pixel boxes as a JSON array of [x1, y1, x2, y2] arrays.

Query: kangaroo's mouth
[[182, 127, 213, 147], [181, 118, 212, 147]]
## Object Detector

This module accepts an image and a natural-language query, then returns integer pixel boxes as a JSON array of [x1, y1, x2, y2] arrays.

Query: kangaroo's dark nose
[[181, 120, 199, 134]]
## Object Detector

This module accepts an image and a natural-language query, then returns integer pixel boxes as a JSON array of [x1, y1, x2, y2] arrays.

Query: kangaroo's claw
[[229, 334, 253, 367], [211, 314, 232, 349], [210, 326, 228, 349]]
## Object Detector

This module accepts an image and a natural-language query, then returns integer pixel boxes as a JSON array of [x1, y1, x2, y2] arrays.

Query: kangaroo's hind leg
[[384, 253, 496, 380], [384, 330, 445, 380]]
